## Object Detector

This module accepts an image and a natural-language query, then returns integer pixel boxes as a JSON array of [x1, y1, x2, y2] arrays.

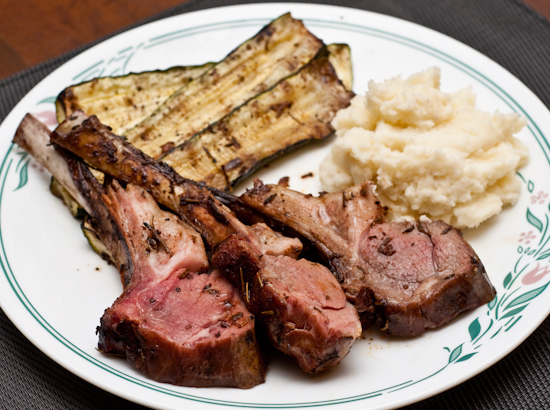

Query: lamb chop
[[237, 180, 496, 336], [13, 115, 266, 388], [49, 113, 361, 374], [92, 181, 265, 388]]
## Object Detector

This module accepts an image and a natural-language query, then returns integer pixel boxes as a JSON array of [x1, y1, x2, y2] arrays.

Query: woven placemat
[[1, 1, 549, 409]]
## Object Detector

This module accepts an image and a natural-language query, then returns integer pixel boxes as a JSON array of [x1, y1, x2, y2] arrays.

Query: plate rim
[[1, 3, 549, 410]]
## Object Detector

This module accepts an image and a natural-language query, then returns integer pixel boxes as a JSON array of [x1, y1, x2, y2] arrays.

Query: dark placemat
[[1, 1, 549, 409]]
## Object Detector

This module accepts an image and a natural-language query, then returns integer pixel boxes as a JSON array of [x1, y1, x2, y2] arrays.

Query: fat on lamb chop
[[48, 112, 362, 374], [13, 114, 266, 388], [237, 180, 496, 336]]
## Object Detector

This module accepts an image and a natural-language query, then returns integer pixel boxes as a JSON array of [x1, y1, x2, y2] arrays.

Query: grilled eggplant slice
[[160, 51, 354, 191], [56, 63, 213, 135], [124, 13, 324, 159]]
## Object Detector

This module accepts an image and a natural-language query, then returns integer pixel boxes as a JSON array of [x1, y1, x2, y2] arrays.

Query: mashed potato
[[320, 67, 529, 229]]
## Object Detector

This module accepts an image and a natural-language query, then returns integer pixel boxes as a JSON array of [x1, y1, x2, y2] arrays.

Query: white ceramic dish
[[1, 3, 549, 409]]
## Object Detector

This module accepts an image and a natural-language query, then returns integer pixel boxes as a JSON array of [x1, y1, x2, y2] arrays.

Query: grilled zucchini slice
[[50, 176, 87, 218], [81, 217, 113, 262], [160, 50, 354, 191], [327, 43, 353, 91], [124, 13, 324, 159], [55, 43, 351, 157], [56, 63, 213, 135]]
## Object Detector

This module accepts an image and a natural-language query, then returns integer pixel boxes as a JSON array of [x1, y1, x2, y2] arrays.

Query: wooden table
[[0, 0, 187, 80], [0, 0, 548, 81]]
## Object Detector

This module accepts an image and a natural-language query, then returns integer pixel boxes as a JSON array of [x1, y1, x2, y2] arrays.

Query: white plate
[[1, 3, 549, 410]]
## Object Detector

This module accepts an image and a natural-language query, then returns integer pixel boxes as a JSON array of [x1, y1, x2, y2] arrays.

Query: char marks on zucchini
[[124, 12, 325, 159], [160, 50, 354, 191], [56, 63, 214, 135]]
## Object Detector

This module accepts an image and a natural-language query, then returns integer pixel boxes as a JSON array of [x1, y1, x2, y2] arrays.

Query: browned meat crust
[[50, 113, 361, 373], [64, 155, 265, 388], [239, 180, 496, 336]]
